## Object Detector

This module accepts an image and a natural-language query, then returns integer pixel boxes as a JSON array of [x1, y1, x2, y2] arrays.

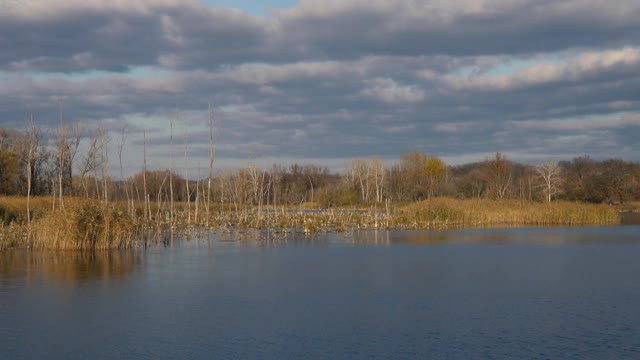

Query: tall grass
[[30, 201, 143, 250], [0, 196, 51, 225], [0, 196, 623, 250], [396, 198, 619, 229], [1, 197, 144, 250]]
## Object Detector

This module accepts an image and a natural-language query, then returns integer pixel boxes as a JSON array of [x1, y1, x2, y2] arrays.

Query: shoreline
[[1, 196, 630, 251]]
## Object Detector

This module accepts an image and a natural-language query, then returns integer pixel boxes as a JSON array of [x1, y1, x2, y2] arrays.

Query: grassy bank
[[0, 196, 624, 250]]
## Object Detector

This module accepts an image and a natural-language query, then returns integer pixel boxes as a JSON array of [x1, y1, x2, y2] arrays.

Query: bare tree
[[117, 126, 132, 215], [183, 127, 191, 225], [349, 159, 370, 203], [371, 157, 385, 203], [536, 160, 562, 203], [25, 114, 39, 224], [99, 127, 109, 206], [55, 118, 81, 209], [143, 130, 149, 221], [483, 152, 513, 200], [195, 162, 202, 224], [349, 158, 387, 203], [518, 168, 536, 202], [155, 171, 168, 221], [169, 116, 174, 223], [206, 100, 218, 227], [270, 165, 280, 208], [247, 163, 260, 205], [78, 127, 102, 198], [246, 163, 269, 220]]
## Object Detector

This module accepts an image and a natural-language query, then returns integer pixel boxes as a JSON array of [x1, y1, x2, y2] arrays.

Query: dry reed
[[396, 198, 620, 229], [0, 196, 624, 251], [1, 197, 144, 250]]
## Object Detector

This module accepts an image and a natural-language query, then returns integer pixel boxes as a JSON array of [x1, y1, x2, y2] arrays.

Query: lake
[[2, 226, 640, 359]]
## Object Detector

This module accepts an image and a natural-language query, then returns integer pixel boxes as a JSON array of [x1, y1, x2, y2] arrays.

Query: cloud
[[361, 78, 425, 104], [433, 122, 480, 133], [0, 0, 270, 72], [277, 0, 640, 58], [1, 0, 640, 173], [4, 0, 640, 73], [447, 48, 640, 91], [380, 124, 416, 135], [213, 61, 352, 85], [509, 112, 640, 131]]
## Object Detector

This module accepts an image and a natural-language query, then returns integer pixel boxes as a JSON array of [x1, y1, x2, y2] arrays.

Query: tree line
[[1, 124, 639, 210]]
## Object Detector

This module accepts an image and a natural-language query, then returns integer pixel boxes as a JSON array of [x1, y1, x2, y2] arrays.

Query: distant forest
[[1, 124, 639, 208]]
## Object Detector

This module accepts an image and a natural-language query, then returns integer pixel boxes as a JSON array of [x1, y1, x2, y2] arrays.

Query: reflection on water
[[620, 212, 640, 225], [0, 250, 141, 284], [1, 226, 640, 360], [344, 226, 640, 245], [2, 226, 636, 283]]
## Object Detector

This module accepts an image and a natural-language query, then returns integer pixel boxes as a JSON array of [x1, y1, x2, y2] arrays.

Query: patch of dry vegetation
[[0, 196, 50, 225], [396, 198, 619, 228], [1, 197, 144, 250], [30, 201, 143, 250], [0, 196, 624, 251]]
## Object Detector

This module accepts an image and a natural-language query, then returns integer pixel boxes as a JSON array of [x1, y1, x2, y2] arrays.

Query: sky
[[1, 0, 639, 177]]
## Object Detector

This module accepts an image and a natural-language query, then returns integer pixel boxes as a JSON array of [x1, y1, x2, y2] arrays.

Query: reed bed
[[1, 197, 145, 250], [0, 196, 623, 251], [30, 201, 144, 250], [395, 198, 620, 229], [0, 196, 51, 225], [179, 198, 619, 232]]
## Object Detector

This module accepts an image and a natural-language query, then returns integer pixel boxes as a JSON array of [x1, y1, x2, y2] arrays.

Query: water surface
[[2, 226, 640, 359]]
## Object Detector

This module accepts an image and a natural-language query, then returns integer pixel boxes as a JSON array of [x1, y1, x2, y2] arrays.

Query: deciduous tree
[[536, 160, 562, 202], [483, 152, 513, 200]]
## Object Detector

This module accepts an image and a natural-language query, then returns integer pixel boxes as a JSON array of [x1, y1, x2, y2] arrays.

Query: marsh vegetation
[[0, 121, 638, 250]]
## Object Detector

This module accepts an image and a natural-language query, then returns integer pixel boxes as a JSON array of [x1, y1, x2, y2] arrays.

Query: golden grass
[[1, 197, 144, 250], [619, 201, 639, 213], [0, 196, 624, 250], [0, 196, 52, 224], [30, 201, 143, 250], [396, 198, 620, 228]]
